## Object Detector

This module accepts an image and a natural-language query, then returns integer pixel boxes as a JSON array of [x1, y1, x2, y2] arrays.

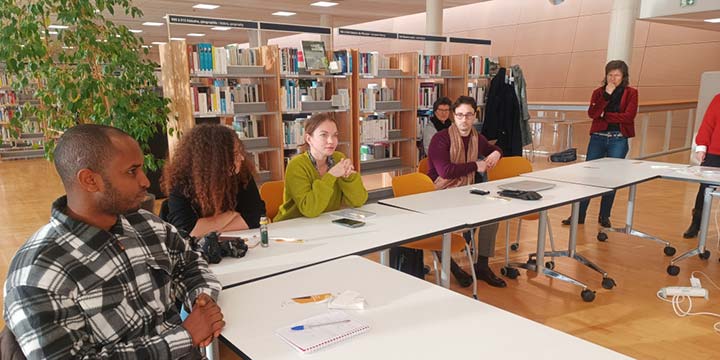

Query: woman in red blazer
[[562, 60, 638, 227], [683, 93, 720, 238]]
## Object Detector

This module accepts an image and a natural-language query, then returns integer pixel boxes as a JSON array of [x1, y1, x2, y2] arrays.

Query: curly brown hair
[[162, 124, 255, 218]]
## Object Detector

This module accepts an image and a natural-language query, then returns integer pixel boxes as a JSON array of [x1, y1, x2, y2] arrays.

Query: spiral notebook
[[275, 310, 370, 354]]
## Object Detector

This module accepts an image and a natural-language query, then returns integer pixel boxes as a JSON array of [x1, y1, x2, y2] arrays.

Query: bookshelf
[[160, 43, 284, 184], [0, 66, 44, 160]]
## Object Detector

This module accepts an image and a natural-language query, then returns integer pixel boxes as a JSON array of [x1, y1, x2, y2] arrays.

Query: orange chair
[[392, 172, 477, 299], [487, 157, 556, 268], [259, 180, 284, 221], [418, 157, 430, 175]]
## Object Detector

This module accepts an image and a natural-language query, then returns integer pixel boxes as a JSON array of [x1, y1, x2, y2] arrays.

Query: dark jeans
[[577, 132, 629, 222], [691, 153, 720, 215]]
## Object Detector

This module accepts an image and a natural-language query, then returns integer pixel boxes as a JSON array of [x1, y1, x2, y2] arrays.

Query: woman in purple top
[[426, 96, 506, 288]]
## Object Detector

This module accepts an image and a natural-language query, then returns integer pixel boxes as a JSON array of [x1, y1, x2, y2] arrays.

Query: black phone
[[470, 188, 490, 195], [332, 218, 365, 228]]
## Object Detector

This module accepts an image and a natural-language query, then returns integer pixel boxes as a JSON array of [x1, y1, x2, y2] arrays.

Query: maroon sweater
[[426, 129, 502, 181], [588, 86, 638, 138]]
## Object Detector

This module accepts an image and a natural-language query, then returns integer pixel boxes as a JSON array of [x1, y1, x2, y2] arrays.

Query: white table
[[212, 203, 463, 288], [522, 158, 678, 255], [218, 256, 631, 360], [379, 177, 613, 301]]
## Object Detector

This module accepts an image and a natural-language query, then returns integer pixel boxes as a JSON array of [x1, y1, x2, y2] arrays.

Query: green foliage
[[0, 0, 170, 170]]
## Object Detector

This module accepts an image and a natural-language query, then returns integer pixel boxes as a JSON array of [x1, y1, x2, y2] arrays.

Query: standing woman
[[162, 124, 265, 237], [562, 60, 638, 227], [427, 95, 506, 288], [274, 113, 368, 222]]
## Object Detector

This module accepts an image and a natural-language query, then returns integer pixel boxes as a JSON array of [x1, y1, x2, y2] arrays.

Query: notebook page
[[275, 310, 370, 353]]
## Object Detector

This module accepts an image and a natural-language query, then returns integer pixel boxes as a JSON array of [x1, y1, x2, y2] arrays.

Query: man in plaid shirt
[[4, 124, 224, 359]]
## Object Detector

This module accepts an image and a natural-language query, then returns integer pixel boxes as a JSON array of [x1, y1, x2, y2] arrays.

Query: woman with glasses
[[561, 60, 638, 228], [426, 95, 507, 288], [422, 97, 453, 156]]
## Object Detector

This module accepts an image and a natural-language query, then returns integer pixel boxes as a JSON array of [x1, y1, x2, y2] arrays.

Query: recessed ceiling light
[[272, 11, 296, 16], [151, 41, 167, 45], [48, 31, 58, 35], [211, 26, 232, 31], [48, 25, 69, 29], [142, 22, 164, 26], [62, 46, 74, 49], [142, 45, 152, 48], [192, 3, 220, 10], [705, 18, 720, 23], [170, 37, 185, 41], [311, 1, 338, 7], [129, 29, 143, 33], [187, 33, 205, 37]]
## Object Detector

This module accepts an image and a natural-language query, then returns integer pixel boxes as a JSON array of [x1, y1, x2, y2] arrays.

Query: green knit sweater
[[274, 151, 368, 222]]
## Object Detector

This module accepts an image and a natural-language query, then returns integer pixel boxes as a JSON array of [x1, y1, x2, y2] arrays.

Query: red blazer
[[695, 94, 720, 155], [588, 86, 638, 138]]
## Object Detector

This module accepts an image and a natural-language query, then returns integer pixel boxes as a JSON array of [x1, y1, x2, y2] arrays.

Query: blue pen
[[291, 319, 351, 331]]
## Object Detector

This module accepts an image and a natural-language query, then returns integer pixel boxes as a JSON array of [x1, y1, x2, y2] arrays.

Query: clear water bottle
[[259, 216, 269, 247]]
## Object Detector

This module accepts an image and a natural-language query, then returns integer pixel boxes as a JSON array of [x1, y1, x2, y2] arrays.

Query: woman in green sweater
[[274, 113, 368, 221]]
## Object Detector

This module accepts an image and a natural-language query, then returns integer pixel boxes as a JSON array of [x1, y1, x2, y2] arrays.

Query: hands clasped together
[[475, 150, 501, 173], [328, 158, 356, 178], [183, 293, 226, 347]]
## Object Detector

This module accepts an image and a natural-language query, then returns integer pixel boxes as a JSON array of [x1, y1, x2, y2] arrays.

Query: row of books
[[358, 85, 395, 111], [192, 82, 232, 114], [358, 52, 380, 76], [332, 50, 353, 75], [359, 117, 389, 143], [468, 56, 499, 77], [305, 84, 326, 101], [187, 44, 229, 75], [226, 46, 261, 66], [0, 108, 13, 123], [468, 83, 486, 106], [234, 83, 261, 103], [418, 82, 443, 109], [283, 117, 307, 146], [417, 53, 443, 76], [232, 115, 260, 139], [280, 80, 300, 112], [280, 48, 301, 75], [0, 72, 13, 88], [0, 91, 17, 106]]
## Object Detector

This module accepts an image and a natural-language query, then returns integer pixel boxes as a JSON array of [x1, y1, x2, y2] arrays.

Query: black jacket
[[482, 67, 523, 156]]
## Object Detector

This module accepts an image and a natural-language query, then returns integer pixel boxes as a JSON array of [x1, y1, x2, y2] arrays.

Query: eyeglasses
[[454, 112, 476, 119], [435, 108, 450, 113]]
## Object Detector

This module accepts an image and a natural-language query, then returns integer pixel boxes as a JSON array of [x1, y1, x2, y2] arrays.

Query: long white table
[[522, 158, 720, 275], [213, 203, 463, 288], [379, 177, 614, 301], [218, 256, 631, 360]]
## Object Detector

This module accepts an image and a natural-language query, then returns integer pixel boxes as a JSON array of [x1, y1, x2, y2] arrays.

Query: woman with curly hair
[[274, 113, 368, 222], [162, 124, 265, 237]]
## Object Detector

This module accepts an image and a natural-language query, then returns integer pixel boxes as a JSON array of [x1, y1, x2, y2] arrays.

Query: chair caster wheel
[[663, 246, 676, 256], [667, 265, 680, 276], [597, 232, 608, 242], [545, 261, 555, 270], [601, 277, 616, 289], [501, 266, 519, 279], [581, 289, 596, 302], [510, 243, 519, 251], [698, 250, 711, 260]]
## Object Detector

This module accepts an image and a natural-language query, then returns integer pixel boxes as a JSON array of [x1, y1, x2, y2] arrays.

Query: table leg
[[441, 232, 451, 288], [668, 185, 716, 275], [379, 249, 390, 266]]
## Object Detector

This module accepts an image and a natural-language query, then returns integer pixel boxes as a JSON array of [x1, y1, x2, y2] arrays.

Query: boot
[[598, 216, 611, 228], [450, 258, 473, 288], [561, 216, 585, 226], [683, 209, 701, 239], [474, 256, 506, 288]]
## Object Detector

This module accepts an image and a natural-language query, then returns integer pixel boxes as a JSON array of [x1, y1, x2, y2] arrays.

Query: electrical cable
[[657, 271, 720, 334]]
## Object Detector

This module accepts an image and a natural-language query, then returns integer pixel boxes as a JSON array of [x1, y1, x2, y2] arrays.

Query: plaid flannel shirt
[[3, 196, 221, 359]]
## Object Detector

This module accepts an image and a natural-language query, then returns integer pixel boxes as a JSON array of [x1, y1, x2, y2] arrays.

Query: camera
[[192, 231, 248, 264]]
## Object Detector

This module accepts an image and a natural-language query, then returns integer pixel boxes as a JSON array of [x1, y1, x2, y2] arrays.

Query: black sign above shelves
[[397, 33, 447, 42], [168, 15, 258, 29], [448, 37, 492, 45], [338, 28, 490, 45], [259, 22, 331, 35], [338, 28, 398, 39]]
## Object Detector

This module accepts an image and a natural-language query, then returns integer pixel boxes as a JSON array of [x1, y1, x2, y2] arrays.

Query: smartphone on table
[[332, 218, 365, 228]]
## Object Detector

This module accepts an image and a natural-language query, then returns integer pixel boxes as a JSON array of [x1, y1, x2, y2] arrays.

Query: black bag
[[191, 232, 249, 264], [497, 189, 543, 200], [549, 148, 577, 163], [389, 247, 425, 279]]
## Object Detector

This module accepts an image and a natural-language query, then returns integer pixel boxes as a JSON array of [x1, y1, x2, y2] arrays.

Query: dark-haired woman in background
[[562, 60, 638, 228], [162, 124, 265, 237]]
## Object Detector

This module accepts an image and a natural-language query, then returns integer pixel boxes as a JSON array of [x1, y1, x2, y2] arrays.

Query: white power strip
[[659, 286, 709, 299]]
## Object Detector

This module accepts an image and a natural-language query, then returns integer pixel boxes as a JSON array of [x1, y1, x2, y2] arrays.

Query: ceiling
[[102, 0, 486, 47], [643, 10, 720, 32]]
